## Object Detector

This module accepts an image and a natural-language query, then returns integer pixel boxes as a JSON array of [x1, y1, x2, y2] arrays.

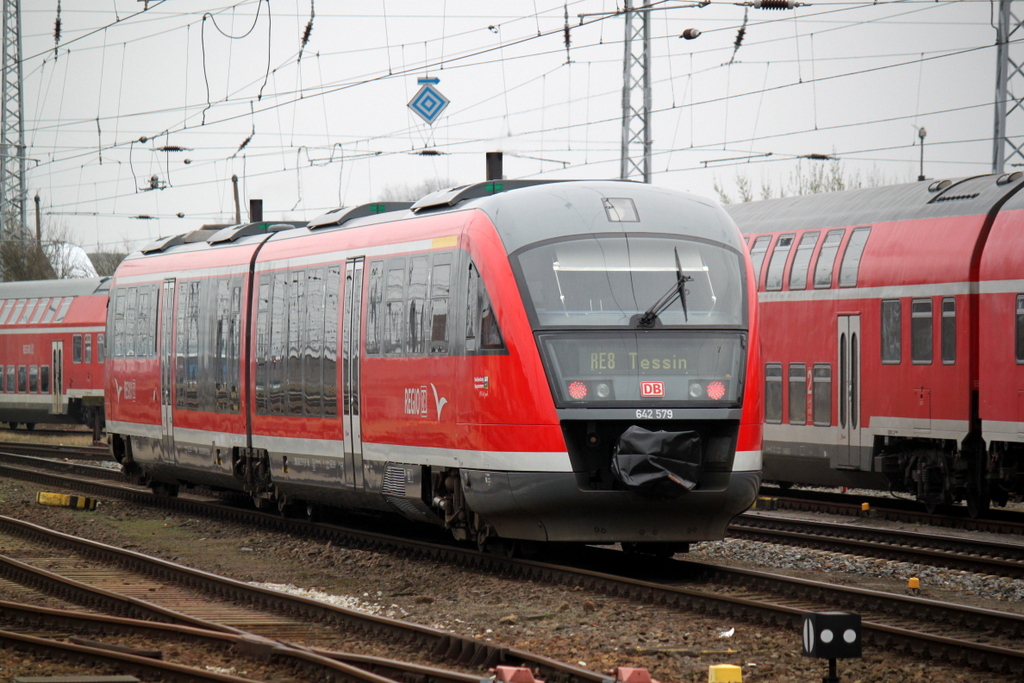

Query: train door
[[837, 315, 863, 468], [342, 258, 365, 489], [50, 341, 64, 414], [159, 279, 176, 463]]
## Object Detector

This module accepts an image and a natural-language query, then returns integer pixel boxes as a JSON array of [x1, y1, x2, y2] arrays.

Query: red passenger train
[[106, 180, 762, 551], [725, 172, 1024, 515], [0, 277, 108, 432]]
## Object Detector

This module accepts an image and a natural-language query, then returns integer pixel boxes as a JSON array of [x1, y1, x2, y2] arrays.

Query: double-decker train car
[[106, 180, 762, 551], [0, 277, 108, 432], [725, 172, 1024, 515]]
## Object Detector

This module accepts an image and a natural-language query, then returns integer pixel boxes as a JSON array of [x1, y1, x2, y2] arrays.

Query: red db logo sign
[[640, 381, 665, 397]]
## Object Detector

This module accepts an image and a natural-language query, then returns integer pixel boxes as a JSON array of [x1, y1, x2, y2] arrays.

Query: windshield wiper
[[636, 248, 692, 328]]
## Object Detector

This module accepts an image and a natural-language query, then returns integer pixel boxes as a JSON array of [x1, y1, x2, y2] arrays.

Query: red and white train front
[[106, 180, 761, 548]]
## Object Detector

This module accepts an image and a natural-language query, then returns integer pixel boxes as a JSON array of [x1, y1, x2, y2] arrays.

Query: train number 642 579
[[636, 409, 673, 419]]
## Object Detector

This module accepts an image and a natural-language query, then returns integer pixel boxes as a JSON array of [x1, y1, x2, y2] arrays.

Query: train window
[[1017, 295, 1024, 363], [303, 268, 326, 416], [41, 365, 50, 393], [813, 230, 845, 289], [268, 272, 288, 414], [466, 261, 506, 352], [407, 256, 430, 355], [213, 278, 242, 414], [764, 364, 783, 424], [73, 334, 83, 363], [41, 297, 59, 323], [323, 265, 341, 417], [941, 297, 956, 365], [384, 259, 406, 356], [175, 280, 202, 411], [881, 299, 901, 364], [255, 274, 272, 414], [0, 300, 12, 325], [17, 365, 26, 393], [30, 298, 48, 324], [365, 261, 384, 356], [812, 364, 832, 426], [111, 290, 126, 358], [85, 335, 92, 364], [28, 365, 38, 393], [125, 287, 138, 357], [54, 297, 73, 322], [789, 232, 819, 290], [764, 234, 795, 291], [838, 227, 871, 288], [748, 236, 771, 288], [911, 298, 933, 364], [136, 287, 152, 357], [287, 270, 305, 415], [18, 299, 37, 324], [5, 365, 12, 393], [97, 334, 105, 363], [8, 299, 25, 326], [430, 254, 452, 355], [789, 364, 807, 425]]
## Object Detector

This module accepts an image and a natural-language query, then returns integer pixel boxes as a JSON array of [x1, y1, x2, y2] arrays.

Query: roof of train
[[0, 277, 110, 299], [723, 173, 1024, 233]]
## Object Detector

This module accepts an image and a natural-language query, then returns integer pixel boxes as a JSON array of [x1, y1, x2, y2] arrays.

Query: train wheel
[[251, 494, 272, 511], [151, 482, 179, 497]]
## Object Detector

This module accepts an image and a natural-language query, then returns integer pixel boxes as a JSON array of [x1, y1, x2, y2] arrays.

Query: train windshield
[[515, 235, 745, 328]]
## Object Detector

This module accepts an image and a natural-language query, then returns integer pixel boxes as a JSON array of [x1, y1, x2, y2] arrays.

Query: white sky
[[18, 0, 1014, 253]]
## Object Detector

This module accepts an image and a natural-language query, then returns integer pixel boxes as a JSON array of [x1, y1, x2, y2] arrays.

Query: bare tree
[[378, 177, 458, 202], [0, 218, 98, 281]]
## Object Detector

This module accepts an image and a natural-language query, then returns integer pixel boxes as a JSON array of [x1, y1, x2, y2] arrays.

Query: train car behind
[[107, 181, 761, 551]]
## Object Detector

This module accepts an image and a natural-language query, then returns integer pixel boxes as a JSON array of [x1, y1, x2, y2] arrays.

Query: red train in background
[[105, 179, 762, 552], [0, 277, 108, 434], [726, 172, 1024, 515]]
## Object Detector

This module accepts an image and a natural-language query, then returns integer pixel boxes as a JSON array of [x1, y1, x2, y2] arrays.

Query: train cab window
[[84, 335, 92, 364], [97, 333, 105, 363], [812, 364, 832, 426], [54, 297, 73, 322], [941, 297, 956, 365], [18, 299, 37, 324], [365, 260, 384, 356], [911, 298, 933, 364], [466, 261, 505, 352], [881, 299, 901, 364], [17, 365, 26, 393], [384, 259, 406, 356], [788, 232, 819, 290], [764, 234, 795, 291], [788, 363, 807, 424], [838, 227, 871, 288], [764, 363, 783, 424], [0, 300, 12, 325], [28, 365, 38, 393], [40, 365, 49, 393], [430, 254, 452, 355], [29, 298, 48, 324], [407, 256, 430, 355], [1016, 295, 1024, 363], [748, 236, 771, 288], [73, 334, 83, 363], [41, 297, 59, 323], [813, 230, 845, 288]]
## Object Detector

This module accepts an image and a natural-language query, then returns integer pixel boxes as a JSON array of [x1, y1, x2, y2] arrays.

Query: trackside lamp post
[[801, 612, 861, 683]]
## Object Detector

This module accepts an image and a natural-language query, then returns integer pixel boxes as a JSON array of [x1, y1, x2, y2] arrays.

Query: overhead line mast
[[993, 0, 1024, 173], [1, 0, 26, 253]]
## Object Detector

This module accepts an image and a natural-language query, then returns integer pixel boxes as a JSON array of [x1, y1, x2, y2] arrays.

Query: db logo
[[640, 381, 665, 397]]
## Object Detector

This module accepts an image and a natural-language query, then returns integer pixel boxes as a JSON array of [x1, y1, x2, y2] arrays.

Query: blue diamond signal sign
[[408, 83, 450, 125]]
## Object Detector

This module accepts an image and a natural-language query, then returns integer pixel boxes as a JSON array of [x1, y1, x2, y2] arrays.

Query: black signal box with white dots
[[802, 612, 862, 659]]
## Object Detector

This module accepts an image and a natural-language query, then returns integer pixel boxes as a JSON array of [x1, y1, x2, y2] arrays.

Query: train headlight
[[568, 381, 588, 400], [688, 382, 704, 398], [596, 382, 612, 398]]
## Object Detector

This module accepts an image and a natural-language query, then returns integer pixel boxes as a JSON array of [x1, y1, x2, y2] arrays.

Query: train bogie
[[107, 181, 761, 546]]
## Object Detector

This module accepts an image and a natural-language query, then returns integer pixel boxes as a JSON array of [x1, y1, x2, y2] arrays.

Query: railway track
[[1, 456, 1023, 676]]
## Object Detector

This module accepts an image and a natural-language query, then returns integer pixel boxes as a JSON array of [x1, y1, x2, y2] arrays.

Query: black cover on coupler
[[611, 425, 701, 498]]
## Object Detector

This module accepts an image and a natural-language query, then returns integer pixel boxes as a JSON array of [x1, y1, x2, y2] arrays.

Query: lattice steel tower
[[993, 0, 1024, 173], [620, 0, 652, 183], [1, 0, 25, 245]]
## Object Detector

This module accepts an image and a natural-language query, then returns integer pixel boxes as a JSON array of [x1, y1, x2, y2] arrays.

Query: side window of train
[[430, 253, 452, 355], [97, 333, 105, 364], [85, 335, 92, 364], [465, 261, 506, 353], [881, 299, 901, 364], [788, 232, 819, 290], [764, 234, 795, 291], [407, 256, 430, 355], [764, 363, 783, 423], [813, 229, 845, 289], [125, 288, 138, 356], [911, 298, 933, 364], [73, 334, 83, 363], [365, 261, 385, 355], [213, 277, 243, 413], [788, 364, 807, 425], [5, 365, 12, 393], [41, 365, 50, 393], [812, 364, 832, 426], [748, 236, 771, 288], [255, 274, 272, 414], [1017, 295, 1024, 364], [941, 297, 956, 365], [174, 280, 202, 411], [838, 226, 871, 288], [323, 265, 340, 417], [384, 259, 406, 356], [111, 289, 126, 358], [302, 268, 326, 417]]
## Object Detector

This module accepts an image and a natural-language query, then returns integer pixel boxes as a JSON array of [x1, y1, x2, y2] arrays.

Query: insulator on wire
[[754, 0, 796, 9], [681, 28, 701, 40], [734, 26, 746, 50]]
